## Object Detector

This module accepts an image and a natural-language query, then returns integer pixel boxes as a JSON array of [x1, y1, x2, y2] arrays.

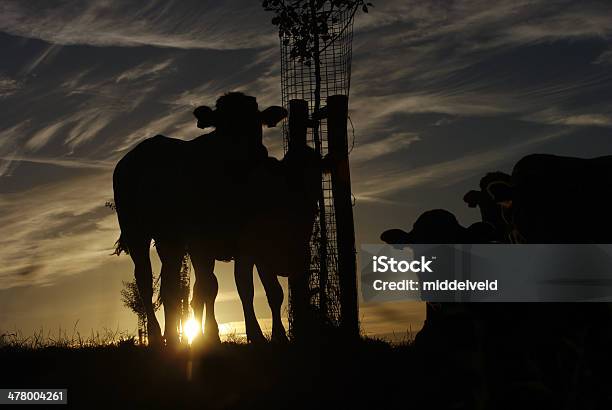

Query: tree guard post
[[288, 99, 309, 148], [287, 98, 310, 339], [327, 94, 359, 337]]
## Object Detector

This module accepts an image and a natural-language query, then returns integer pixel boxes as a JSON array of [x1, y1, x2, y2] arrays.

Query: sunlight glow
[[183, 317, 200, 345], [218, 322, 233, 336]]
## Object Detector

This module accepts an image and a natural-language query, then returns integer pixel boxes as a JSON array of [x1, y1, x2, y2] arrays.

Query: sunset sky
[[1, 0, 612, 340]]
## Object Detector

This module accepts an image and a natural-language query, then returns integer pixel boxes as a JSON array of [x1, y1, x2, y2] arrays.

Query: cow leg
[[156, 241, 184, 347], [256, 261, 288, 343], [129, 238, 162, 346], [190, 248, 219, 344], [235, 257, 266, 343]]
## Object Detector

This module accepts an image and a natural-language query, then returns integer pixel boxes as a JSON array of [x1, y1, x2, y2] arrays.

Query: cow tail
[[113, 233, 129, 256]]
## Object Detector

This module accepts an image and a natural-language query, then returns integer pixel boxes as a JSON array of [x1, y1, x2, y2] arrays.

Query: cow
[[113, 92, 319, 346], [463, 172, 513, 243], [464, 154, 612, 244], [380, 209, 498, 349], [463, 154, 612, 403], [381, 209, 495, 409]]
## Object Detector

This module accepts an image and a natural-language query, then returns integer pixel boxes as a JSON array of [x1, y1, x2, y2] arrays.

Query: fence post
[[327, 94, 359, 338], [287, 99, 310, 340]]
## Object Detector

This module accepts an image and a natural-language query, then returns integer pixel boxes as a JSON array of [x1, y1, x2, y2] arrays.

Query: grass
[[1, 331, 410, 410], [1, 327, 611, 410], [1, 327, 136, 350]]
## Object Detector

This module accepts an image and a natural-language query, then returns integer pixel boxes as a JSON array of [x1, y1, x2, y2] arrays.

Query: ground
[[1, 337, 611, 409]]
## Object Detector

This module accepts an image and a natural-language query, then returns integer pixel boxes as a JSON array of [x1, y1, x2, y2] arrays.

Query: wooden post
[[288, 99, 308, 148], [287, 99, 310, 340], [327, 95, 359, 337]]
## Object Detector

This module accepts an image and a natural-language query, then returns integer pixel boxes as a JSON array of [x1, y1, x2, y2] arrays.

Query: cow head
[[463, 172, 515, 242], [464, 172, 513, 208], [381, 209, 467, 246], [381, 209, 498, 246], [193, 92, 287, 141]]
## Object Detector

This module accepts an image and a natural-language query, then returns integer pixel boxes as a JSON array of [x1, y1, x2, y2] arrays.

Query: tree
[[262, 0, 372, 149], [178, 255, 191, 342], [120, 277, 161, 345], [262, 0, 371, 128], [262, 0, 372, 65]]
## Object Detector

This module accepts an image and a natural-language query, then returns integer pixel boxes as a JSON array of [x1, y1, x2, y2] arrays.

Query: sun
[[182, 317, 200, 345]]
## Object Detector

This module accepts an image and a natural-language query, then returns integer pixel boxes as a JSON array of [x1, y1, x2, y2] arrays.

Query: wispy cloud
[[558, 114, 612, 127], [353, 130, 569, 201], [0, 74, 20, 98], [351, 132, 420, 163], [115, 59, 175, 83], [526, 110, 612, 128], [0, 155, 114, 170], [20, 44, 62, 75], [0, 0, 276, 50], [595, 49, 612, 65], [0, 171, 116, 290]]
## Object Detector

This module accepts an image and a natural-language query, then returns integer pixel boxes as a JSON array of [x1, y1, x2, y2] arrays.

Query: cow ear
[[463, 190, 481, 208], [380, 229, 412, 245], [261, 106, 288, 127], [193, 106, 215, 129]]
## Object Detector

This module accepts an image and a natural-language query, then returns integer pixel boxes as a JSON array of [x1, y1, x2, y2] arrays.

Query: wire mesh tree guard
[[277, 3, 360, 339]]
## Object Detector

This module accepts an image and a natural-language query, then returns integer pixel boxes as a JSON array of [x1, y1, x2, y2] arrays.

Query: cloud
[[595, 49, 612, 65], [353, 130, 569, 201], [558, 114, 612, 127], [503, 7, 612, 42], [0, 0, 276, 50], [525, 109, 612, 128], [0, 122, 32, 177], [0, 155, 113, 170], [351, 132, 420, 163], [0, 74, 20, 98], [20, 44, 62, 75], [353, 92, 519, 120], [115, 59, 174, 83], [0, 171, 118, 290], [351, 0, 612, 102], [25, 121, 66, 151]]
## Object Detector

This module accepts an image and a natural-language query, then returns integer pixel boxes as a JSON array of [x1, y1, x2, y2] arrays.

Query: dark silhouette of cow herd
[[113, 93, 612, 392], [381, 152, 612, 403]]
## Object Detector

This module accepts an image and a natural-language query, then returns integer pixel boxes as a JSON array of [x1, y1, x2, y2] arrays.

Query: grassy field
[[1, 331, 610, 409], [1, 332, 414, 409]]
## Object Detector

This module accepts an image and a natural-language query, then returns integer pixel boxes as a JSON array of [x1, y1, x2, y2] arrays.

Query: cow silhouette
[[465, 154, 612, 244], [380, 209, 496, 348], [381, 209, 497, 245], [381, 209, 493, 409], [463, 172, 513, 243], [462, 155, 612, 343], [113, 92, 319, 346], [461, 154, 612, 404]]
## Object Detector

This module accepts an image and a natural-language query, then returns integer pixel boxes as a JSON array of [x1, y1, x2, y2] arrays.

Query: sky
[[1, 0, 611, 341]]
